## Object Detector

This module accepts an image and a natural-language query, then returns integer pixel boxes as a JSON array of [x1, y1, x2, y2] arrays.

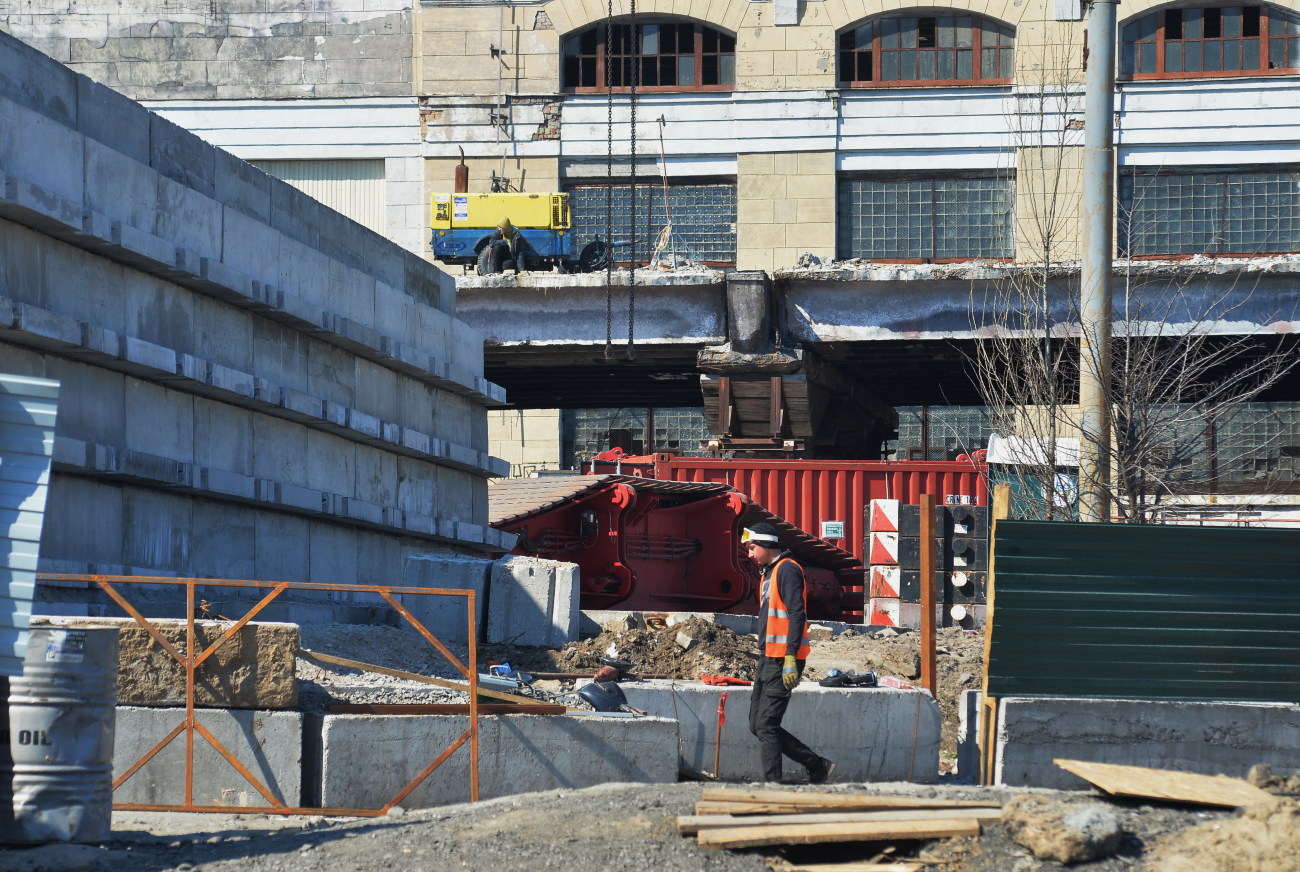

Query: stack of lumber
[[679, 786, 1002, 867]]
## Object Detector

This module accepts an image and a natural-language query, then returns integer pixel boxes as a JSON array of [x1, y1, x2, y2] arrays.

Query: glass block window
[[565, 181, 737, 264], [837, 175, 1014, 261], [1119, 168, 1300, 256], [562, 19, 736, 92], [839, 14, 1014, 86], [563, 407, 710, 468], [885, 406, 994, 461], [1121, 4, 1300, 78]]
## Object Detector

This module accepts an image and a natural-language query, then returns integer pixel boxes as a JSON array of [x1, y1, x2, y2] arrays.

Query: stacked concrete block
[[0, 32, 513, 621], [867, 499, 989, 628], [616, 680, 941, 784], [33, 616, 299, 708], [315, 713, 678, 808], [114, 707, 303, 807]]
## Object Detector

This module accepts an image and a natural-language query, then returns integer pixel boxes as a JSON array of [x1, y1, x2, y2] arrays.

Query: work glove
[[782, 655, 800, 690]]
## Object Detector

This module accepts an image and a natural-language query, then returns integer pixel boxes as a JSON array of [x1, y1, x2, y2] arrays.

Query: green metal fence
[[986, 520, 1300, 702]]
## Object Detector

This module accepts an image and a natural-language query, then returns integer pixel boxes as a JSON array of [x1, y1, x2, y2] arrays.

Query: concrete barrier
[[487, 556, 580, 647], [614, 680, 941, 784], [113, 707, 302, 807], [993, 697, 1300, 789], [316, 712, 678, 809]]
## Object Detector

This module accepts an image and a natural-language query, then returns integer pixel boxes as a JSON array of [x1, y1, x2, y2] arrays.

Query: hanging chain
[[626, 0, 637, 360], [603, 0, 615, 359]]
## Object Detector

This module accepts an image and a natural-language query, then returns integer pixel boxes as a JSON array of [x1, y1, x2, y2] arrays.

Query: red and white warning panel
[[869, 499, 901, 533], [869, 565, 900, 598]]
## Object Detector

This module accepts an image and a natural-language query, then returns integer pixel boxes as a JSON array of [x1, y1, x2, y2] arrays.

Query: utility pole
[[1078, 0, 1117, 522]]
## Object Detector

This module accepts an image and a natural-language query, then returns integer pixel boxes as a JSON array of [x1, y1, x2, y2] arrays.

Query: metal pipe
[[1078, 0, 1118, 523]]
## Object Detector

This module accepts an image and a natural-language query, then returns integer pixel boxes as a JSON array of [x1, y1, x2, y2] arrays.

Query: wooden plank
[[1054, 759, 1275, 808], [697, 818, 981, 850], [299, 649, 561, 708], [700, 787, 1002, 810], [678, 807, 1004, 835], [775, 864, 922, 872], [980, 482, 1011, 786], [695, 800, 1001, 816]]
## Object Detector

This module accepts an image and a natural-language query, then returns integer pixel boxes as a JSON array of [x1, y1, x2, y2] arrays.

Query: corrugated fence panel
[[987, 520, 1300, 702], [0, 374, 60, 677], [251, 159, 386, 235]]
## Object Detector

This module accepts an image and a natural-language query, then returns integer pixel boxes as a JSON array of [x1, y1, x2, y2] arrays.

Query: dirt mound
[[1141, 797, 1300, 872], [528, 617, 761, 680]]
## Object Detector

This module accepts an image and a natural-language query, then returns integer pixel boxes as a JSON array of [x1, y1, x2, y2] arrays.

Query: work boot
[[809, 758, 836, 785]]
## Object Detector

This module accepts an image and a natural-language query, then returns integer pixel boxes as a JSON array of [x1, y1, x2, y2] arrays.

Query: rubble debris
[[1001, 794, 1123, 864], [1142, 795, 1300, 872]]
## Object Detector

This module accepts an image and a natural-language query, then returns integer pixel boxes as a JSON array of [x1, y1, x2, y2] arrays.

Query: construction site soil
[[5, 618, 1297, 872]]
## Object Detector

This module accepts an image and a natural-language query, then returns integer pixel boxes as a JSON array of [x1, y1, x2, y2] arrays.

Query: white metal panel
[[838, 87, 1018, 168], [144, 98, 422, 161], [0, 374, 59, 678], [1117, 79, 1300, 165], [251, 159, 387, 235]]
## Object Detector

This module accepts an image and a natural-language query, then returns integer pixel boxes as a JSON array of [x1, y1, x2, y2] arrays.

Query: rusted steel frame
[[382, 727, 473, 812], [77, 574, 482, 815], [378, 589, 468, 678], [193, 718, 285, 808], [113, 803, 385, 817], [95, 580, 185, 665], [919, 493, 937, 697], [112, 721, 186, 790], [185, 583, 196, 805], [194, 583, 289, 669], [41, 572, 472, 598], [467, 590, 479, 803]]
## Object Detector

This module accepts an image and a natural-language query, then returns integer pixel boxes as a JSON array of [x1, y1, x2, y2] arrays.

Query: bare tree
[[969, 42, 1300, 522]]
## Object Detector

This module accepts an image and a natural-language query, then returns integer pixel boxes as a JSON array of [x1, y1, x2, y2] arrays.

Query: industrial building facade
[[4, 0, 1298, 496]]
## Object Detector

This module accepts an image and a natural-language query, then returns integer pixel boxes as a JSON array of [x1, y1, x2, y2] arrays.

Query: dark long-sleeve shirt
[[760, 550, 807, 658]]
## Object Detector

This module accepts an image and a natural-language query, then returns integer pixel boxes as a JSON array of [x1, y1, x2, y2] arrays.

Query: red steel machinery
[[489, 475, 862, 621], [585, 450, 989, 567]]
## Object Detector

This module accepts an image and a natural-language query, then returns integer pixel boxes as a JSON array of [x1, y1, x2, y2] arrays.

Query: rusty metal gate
[[37, 573, 483, 817]]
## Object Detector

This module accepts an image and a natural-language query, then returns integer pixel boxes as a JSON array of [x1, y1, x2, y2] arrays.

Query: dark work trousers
[[748, 656, 821, 782]]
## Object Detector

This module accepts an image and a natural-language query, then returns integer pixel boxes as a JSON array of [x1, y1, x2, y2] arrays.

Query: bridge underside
[[484, 338, 985, 410]]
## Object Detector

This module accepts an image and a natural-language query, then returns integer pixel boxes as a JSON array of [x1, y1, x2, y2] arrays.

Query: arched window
[[562, 19, 736, 92], [1121, 4, 1300, 78], [838, 14, 1014, 86]]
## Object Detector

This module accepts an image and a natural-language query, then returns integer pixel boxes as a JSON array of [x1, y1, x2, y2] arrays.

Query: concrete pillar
[[726, 271, 771, 353]]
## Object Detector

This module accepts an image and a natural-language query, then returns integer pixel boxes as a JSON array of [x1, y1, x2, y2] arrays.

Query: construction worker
[[743, 522, 836, 784], [480, 216, 534, 275]]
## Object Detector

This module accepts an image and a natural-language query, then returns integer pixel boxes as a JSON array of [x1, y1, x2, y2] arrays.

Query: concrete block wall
[[738, 151, 836, 273], [616, 680, 941, 784], [113, 707, 303, 807], [3, 0, 415, 102], [992, 697, 1300, 789], [487, 409, 564, 477], [315, 712, 678, 808], [0, 32, 515, 602]]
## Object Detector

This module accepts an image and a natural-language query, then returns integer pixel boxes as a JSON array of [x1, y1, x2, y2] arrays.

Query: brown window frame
[[838, 14, 1015, 88], [562, 19, 736, 94], [1121, 4, 1300, 79]]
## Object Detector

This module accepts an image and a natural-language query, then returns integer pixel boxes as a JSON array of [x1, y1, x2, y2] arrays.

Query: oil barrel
[[1, 627, 119, 843]]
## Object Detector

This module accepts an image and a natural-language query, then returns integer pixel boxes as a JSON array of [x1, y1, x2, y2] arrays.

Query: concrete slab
[[994, 697, 1300, 789], [113, 707, 302, 807], [316, 712, 678, 809], [487, 556, 579, 647], [400, 553, 491, 646], [614, 679, 941, 784]]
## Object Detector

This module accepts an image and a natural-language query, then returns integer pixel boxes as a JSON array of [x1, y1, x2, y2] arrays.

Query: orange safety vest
[[762, 556, 810, 659]]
